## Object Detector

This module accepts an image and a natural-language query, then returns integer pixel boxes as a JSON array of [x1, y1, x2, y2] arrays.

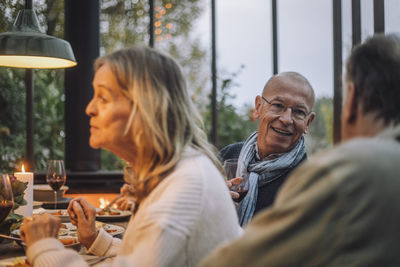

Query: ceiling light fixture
[[0, 2, 77, 68]]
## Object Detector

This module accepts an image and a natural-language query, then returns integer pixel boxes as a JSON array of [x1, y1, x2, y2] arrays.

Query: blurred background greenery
[[0, 0, 332, 173]]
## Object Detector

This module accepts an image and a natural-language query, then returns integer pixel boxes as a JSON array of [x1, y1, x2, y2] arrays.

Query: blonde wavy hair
[[94, 47, 223, 203]]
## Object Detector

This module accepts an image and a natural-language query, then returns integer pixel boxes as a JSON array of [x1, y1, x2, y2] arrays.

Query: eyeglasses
[[261, 96, 311, 121]]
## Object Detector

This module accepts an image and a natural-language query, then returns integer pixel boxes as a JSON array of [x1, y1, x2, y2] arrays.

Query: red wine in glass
[[0, 174, 14, 224], [46, 160, 66, 209], [48, 180, 65, 191], [0, 202, 13, 223]]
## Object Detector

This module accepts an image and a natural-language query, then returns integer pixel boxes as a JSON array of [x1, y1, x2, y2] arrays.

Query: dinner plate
[[12, 223, 80, 251], [41, 197, 71, 209], [33, 208, 70, 222], [12, 222, 124, 249], [95, 221, 125, 236], [12, 228, 68, 238], [95, 208, 131, 222], [59, 222, 125, 238]]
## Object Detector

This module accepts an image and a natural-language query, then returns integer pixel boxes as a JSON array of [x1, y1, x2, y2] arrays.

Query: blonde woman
[[20, 47, 241, 267]]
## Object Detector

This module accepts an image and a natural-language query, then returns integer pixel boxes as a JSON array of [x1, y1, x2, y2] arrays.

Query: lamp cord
[[25, 0, 32, 9]]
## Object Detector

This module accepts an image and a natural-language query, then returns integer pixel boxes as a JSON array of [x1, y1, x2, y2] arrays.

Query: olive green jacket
[[200, 126, 400, 267]]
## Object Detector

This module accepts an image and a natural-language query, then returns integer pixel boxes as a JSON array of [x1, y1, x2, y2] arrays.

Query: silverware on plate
[[0, 233, 22, 242], [102, 193, 122, 212]]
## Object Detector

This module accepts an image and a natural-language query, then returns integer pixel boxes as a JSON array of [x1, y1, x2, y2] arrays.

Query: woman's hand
[[19, 214, 61, 247], [226, 177, 243, 206], [67, 197, 97, 249], [115, 183, 136, 211]]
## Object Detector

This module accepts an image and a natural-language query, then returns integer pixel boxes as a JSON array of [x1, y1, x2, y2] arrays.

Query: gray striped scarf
[[236, 131, 306, 226]]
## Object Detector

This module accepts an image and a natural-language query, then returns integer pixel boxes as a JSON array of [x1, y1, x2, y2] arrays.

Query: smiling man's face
[[254, 74, 315, 158]]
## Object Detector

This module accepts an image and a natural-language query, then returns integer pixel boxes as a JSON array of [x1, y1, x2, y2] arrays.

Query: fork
[[0, 233, 22, 242], [102, 194, 122, 212]]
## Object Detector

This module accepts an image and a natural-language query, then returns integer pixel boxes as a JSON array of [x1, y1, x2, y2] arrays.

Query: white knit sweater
[[26, 147, 242, 267]]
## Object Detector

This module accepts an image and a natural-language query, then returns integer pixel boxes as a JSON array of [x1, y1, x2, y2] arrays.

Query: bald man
[[221, 72, 315, 226]]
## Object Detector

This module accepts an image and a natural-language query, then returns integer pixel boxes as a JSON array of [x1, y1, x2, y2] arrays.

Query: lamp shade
[[0, 9, 77, 69]]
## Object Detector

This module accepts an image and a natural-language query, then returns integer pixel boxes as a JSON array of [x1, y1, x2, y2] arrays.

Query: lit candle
[[14, 164, 34, 217]]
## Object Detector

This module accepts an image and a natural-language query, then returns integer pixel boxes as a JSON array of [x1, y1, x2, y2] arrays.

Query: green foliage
[[33, 70, 65, 170], [203, 67, 258, 150], [0, 212, 23, 236], [98, 0, 209, 169], [101, 150, 125, 171], [1, 0, 210, 171], [0, 69, 65, 172], [0, 2, 24, 166], [0, 1, 65, 172], [0, 68, 26, 173], [9, 175, 28, 210], [306, 97, 333, 153], [0, 0, 334, 172], [100, 0, 209, 104]]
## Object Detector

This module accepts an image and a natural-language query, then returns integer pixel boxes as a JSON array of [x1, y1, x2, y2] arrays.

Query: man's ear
[[254, 96, 263, 119], [303, 112, 315, 134], [343, 82, 358, 125]]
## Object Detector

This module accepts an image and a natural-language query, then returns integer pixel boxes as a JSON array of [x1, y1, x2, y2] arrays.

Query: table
[[0, 193, 128, 261], [0, 218, 129, 261]]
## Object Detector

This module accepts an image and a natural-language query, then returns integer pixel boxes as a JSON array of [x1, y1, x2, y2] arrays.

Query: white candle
[[14, 165, 34, 217]]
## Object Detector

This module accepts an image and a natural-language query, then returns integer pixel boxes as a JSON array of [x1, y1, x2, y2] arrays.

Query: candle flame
[[98, 197, 118, 209], [99, 198, 109, 209], [21, 164, 25, 173]]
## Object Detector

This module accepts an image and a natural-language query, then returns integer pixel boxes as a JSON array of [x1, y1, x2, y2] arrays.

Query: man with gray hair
[[202, 33, 400, 266]]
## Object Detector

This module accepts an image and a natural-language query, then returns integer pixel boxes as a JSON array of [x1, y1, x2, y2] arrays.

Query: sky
[[196, 0, 400, 108]]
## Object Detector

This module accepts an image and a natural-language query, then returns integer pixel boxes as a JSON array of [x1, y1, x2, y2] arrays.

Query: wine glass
[[0, 174, 14, 224], [46, 160, 66, 209], [223, 159, 250, 202], [223, 159, 238, 180]]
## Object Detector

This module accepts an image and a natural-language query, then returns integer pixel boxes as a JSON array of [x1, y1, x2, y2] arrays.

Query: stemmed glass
[[0, 174, 14, 224], [223, 159, 250, 202], [46, 160, 66, 209]]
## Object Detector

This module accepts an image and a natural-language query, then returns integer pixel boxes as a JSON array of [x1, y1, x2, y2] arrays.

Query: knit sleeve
[[115, 157, 206, 267], [26, 238, 87, 267], [111, 220, 189, 266], [87, 228, 122, 256]]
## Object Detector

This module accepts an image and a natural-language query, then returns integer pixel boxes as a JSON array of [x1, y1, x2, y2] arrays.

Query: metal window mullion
[[272, 0, 278, 75], [333, 0, 342, 144], [352, 0, 361, 46], [211, 0, 218, 146], [149, 0, 155, 47], [26, 69, 34, 171], [373, 0, 385, 33]]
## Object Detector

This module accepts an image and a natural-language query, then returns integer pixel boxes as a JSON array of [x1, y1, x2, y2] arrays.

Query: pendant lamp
[[0, 0, 77, 171], [0, 4, 77, 69]]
